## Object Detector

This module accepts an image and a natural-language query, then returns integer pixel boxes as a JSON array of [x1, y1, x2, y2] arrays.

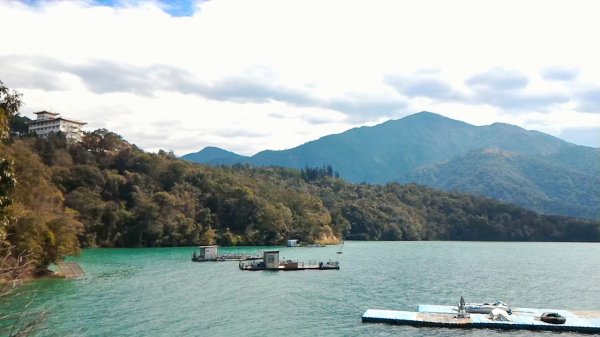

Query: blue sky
[[23, 0, 199, 16], [1, 0, 599, 154], [94, 0, 198, 16]]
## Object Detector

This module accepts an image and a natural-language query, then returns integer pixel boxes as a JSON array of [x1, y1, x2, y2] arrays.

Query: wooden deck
[[362, 306, 600, 333], [56, 262, 85, 278]]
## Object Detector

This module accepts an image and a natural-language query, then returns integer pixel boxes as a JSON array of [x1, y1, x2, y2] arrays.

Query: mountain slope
[[11, 132, 600, 249], [250, 112, 481, 182], [185, 112, 594, 182], [405, 148, 600, 219], [182, 111, 600, 218]]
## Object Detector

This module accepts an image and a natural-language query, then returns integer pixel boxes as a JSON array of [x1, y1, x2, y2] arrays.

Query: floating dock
[[239, 260, 339, 271], [191, 245, 261, 262], [238, 250, 339, 271], [192, 253, 261, 262], [56, 262, 85, 278], [362, 305, 600, 334]]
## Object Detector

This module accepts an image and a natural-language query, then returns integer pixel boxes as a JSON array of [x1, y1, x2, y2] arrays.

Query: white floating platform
[[362, 306, 600, 333]]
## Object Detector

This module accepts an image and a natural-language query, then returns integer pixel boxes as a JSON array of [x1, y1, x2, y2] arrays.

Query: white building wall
[[28, 115, 85, 141]]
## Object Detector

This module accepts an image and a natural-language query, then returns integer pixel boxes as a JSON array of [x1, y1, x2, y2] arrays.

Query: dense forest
[[2, 82, 600, 274], [405, 148, 600, 219]]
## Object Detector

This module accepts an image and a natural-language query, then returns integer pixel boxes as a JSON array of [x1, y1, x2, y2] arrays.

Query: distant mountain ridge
[[184, 146, 248, 165], [182, 111, 600, 219]]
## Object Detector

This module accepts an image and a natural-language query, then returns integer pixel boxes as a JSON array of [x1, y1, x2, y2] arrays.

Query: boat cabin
[[194, 245, 218, 261], [287, 239, 299, 247], [263, 251, 280, 269]]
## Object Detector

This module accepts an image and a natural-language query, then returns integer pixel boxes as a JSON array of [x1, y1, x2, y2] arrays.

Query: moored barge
[[239, 250, 339, 271], [191, 245, 261, 262]]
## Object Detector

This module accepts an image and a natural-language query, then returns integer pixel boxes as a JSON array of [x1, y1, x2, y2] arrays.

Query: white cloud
[[541, 67, 580, 82], [2, 0, 600, 152]]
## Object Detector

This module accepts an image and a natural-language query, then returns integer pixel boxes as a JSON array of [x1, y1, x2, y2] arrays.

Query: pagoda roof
[[34, 110, 59, 115], [26, 117, 87, 125]]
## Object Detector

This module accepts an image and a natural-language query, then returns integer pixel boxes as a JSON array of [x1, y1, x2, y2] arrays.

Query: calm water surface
[[2, 241, 599, 336]]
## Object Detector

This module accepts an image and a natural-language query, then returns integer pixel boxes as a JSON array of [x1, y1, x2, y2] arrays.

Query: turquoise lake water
[[1, 241, 599, 336]]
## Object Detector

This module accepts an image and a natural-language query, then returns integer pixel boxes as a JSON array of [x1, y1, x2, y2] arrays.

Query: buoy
[[541, 312, 566, 324]]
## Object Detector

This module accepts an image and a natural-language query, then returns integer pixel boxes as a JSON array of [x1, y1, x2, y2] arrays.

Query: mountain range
[[182, 112, 600, 219]]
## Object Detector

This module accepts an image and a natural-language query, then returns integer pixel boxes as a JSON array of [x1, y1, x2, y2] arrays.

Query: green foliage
[[3, 133, 342, 249], [0, 81, 21, 248], [0, 80, 23, 141], [0, 157, 15, 245], [184, 112, 600, 220], [406, 148, 600, 219], [224, 166, 600, 242], [1, 81, 84, 271], [4, 132, 600, 253], [301, 165, 338, 181], [0, 158, 15, 210], [4, 141, 83, 270]]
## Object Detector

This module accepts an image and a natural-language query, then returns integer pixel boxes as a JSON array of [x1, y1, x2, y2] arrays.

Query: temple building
[[27, 111, 87, 141]]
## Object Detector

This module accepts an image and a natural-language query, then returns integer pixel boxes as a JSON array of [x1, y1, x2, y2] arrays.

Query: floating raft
[[192, 254, 261, 262], [362, 305, 600, 334], [239, 260, 339, 271], [56, 262, 85, 278], [238, 250, 339, 271]]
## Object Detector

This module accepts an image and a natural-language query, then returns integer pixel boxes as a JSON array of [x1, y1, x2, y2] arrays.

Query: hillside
[[405, 148, 600, 219], [183, 111, 600, 219], [184, 112, 591, 182]]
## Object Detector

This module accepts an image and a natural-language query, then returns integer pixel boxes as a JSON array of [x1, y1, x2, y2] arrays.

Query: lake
[[2, 241, 599, 336]]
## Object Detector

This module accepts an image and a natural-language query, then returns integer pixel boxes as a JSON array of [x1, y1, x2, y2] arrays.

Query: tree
[[1, 80, 21, 247], [1, 81, 49, 337], [0, 80, 23, 141], [6, 141, 83, 270], [199, 227, 216, 245], [0, 157, 15, 245]]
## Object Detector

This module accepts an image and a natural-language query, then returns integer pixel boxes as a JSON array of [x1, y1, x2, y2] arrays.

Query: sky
[[1, 0, 599, 155]]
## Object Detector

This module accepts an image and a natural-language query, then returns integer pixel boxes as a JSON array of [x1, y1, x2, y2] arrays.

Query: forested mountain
[[405, 148, 600, 219], [3, 128, 600, 273], [183, 112, 600, 219]]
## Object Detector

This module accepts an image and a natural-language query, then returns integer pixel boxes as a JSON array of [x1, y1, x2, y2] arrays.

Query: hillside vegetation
[[2, 132, 600, 272], [184, 112, 600, 219], [406, 148, 600, 219]]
